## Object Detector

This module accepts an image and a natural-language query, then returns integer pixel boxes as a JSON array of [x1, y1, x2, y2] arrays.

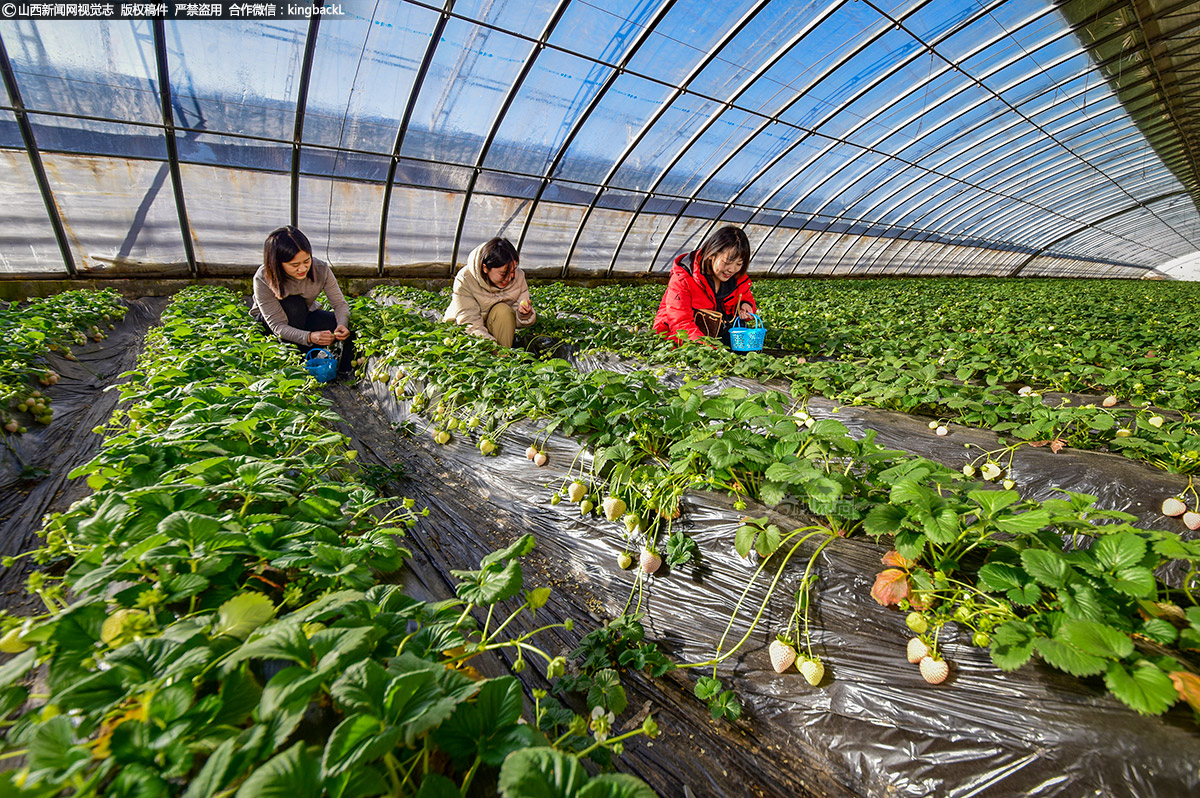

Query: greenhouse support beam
[[1008, 190, 1188, 276], [291, 16, 321, 229], [380, 0, 456, 276], [637, 0, 993, 276], [153, 20, 196, 278], [513, 0, 679, 257], [0, 32, 76, 278], [559, 0, 792, 278], [449, 0, 573, 273], [629, 0, 862, 277]]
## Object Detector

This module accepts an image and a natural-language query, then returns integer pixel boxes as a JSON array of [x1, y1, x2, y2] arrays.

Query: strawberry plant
[[0, 288, 126, 434], [0, 287, 658, 796], [352, 291, 1200, 730]]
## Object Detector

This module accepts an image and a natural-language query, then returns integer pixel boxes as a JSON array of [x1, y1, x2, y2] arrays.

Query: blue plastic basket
[[304, 347, 338, 382], [729, 312, 766, 352]]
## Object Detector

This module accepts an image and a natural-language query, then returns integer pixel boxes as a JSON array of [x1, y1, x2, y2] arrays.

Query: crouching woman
[[443, 237, 536, 347], [250, 225, 355, 376], [653, 225, 756, 347]]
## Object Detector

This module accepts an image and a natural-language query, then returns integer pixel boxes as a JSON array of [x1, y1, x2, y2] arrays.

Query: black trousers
[[271, 295, 356, 374]]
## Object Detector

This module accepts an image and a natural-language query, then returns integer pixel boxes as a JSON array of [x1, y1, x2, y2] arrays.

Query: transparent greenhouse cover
[[0, 0, 1197, 280]]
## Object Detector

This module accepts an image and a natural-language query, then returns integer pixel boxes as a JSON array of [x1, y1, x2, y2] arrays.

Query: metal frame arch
[[759, 7, 1147, 273], [808, 0, 1200, 267], [554, 0, 830, 278], [448, 0, 574, 272], [152, 19, 197, 277], [512, 0, 680, 254], [1010, 190, 1192, 275], [290, 16, 321, 229], [379, 0, 456, 276], [620, 0, 860, 275], [0, 29, 76, 277], [648, 0, 1001, 275], [702, 0, 1029, 273]]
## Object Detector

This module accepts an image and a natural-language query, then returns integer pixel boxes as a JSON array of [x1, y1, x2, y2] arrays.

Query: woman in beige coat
[[443, 237, 536, 347]]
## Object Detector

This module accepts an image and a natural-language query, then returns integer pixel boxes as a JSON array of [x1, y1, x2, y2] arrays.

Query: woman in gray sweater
[[249, 226, 354, 376]]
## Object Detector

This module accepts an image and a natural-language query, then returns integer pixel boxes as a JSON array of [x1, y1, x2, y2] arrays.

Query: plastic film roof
[[1, 0, 1199, 280]]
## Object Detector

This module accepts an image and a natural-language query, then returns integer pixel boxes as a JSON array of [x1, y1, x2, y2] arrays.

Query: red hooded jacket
[[653, 250, 756, 342]]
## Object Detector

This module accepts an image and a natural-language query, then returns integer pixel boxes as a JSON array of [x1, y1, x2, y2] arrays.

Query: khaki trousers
[[486, 302, 516, 348]]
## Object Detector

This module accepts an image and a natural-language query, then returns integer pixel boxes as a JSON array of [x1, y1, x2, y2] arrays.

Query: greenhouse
[[1, 0, 1199, 796]]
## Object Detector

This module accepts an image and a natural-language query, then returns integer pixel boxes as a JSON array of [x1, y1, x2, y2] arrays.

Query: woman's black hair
[[263, 225, 314, 298], [479, 237, 520, 272], [696, 226, 751, 279]]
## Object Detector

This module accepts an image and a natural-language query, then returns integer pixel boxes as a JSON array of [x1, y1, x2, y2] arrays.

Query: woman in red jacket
[[653, 225, 757, 346]]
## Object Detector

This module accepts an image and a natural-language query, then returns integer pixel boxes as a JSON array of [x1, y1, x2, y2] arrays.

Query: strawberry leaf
[[881, 550, 917, 569], [1092, 532, 1147, 572], [870, 568, 908, 606], [1035, 637, 1107, 677], [1020, 549, 1072, 589], [1169, 672, 1200, 714], [693, 675, 721, 701], [863, 504, 907, 539], [758, 481, 787, 507], [1059, 620, 1133, 659], [1007, 582, 1042, 606], [968, 489, 1020, 518], [1109, 566, 1156, 598], [1139, 619, 1179, 645], [1104, 661, 1178, 715], [990, 620, 1037, 671], [214, 592, 277, 640], [977, 562, 1024, 593], [993, 508, 1051, 535]]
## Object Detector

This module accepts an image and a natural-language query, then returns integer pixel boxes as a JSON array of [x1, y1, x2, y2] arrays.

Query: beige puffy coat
[[442, 243, 536, 341]]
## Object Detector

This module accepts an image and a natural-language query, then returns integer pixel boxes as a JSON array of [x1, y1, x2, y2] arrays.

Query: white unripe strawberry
[[639, 548, 661, 574], [769, 639, 796, 674], [1184, 511, 1200, 531], [1002, 479, 1016, 490], [906, 637, 930, 664], [617, 552, 633, 570], [433, 430, 450, 445], [1115, 428, 1132, 438], [920, 655, 950, 684], [534, 452, 548, 467], [567, 482, 587, 503], [935, 425, 949, 436], [1102, 395, 1118, 407], [1162, 497, 1188, 517], [579, 500, 594, 516], [478, 438, 496, 456], [525, 445, 537, 460], [799, 658, 824, 686], [927, 420, 939, 430], [1148, 415, 1165, 428], [602, 496, 627, 522], [980, 462, 1002, 481]]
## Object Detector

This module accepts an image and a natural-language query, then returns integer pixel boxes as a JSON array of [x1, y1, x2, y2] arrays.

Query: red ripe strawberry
[[799, 658, 824, 686], [919, 655, 950, 684], [1162, 497, 1187, 517], [906, 637, 930, 664], [639, 548, 661, 574], [1184, 511, 1200, 531], [768, 639, 796, 673]]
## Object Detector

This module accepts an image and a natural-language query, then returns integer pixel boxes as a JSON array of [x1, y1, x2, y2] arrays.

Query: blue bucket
[[304, 348, 338, 382], [729, 313, 766, 352]]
